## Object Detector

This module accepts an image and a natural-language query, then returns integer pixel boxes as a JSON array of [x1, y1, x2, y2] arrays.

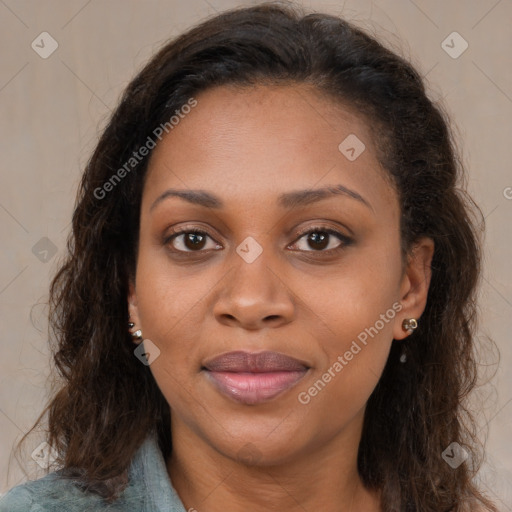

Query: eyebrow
[[149, 184, 373, 213]]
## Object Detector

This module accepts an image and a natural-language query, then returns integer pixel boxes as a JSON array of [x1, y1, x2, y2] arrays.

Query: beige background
[[0, 0, 511, 507]]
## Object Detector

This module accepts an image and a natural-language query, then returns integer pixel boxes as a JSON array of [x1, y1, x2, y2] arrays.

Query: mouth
[[202, 350, 310, 405]]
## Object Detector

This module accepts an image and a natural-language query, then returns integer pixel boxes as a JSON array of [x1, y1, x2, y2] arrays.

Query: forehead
[[143, 83, 397, 218]]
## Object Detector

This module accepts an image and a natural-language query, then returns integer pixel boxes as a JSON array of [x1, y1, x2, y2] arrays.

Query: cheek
[[293, 254, 400, 414], [318, 275, 399, 356], [293, 250, 401, 348], [294, 301, 395, 441], [133, 252, 210, 389], [134, 267, 204, 415], [135, 241, 210, 333]]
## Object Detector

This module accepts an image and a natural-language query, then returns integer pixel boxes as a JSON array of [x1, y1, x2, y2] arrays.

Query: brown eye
[[183, 232, 207, 250], [306, 232, 330, 250], [165, 230, 221, 252], [290, 227, 353, 253]]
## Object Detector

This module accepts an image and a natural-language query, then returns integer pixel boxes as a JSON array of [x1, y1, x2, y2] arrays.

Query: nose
[[213, 253, 295, 330]]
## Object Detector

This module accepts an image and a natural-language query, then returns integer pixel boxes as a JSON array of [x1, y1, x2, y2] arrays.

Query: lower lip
[[204, 370, 308, 405]]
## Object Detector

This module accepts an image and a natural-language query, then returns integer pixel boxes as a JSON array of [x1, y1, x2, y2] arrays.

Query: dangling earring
[[399, 318, 418, 363]]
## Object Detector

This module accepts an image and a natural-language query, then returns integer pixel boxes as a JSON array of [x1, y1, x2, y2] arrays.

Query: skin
[[127, 83, 434, 512]]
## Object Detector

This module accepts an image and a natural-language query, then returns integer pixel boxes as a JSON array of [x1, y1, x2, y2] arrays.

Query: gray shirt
[[0, 433, 188, 511]]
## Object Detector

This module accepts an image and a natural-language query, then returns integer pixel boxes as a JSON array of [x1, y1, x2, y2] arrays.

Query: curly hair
[[14, 3, 496, 510]]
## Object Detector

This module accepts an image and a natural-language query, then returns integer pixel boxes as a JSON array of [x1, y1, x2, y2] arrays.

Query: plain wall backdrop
[[0, 0, 511, 507]]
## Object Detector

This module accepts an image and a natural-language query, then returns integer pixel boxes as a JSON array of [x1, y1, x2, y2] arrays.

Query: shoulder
[[0, 433, 183, 512], [0, 482, 35, 512], [0, 472, 70, 511], [0, 472, 94, 512], [0, 471, 143, 512]]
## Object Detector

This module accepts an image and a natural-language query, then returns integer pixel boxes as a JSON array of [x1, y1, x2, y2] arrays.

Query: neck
[[166, 410, 381, 512]]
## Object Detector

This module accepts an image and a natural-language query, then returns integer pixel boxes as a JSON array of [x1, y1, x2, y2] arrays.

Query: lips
[[202, 351, 309, 405], [203, 351, 308, 373]]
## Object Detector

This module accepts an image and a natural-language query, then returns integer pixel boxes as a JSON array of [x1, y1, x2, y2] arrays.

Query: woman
[[0, 2, 497, 511]]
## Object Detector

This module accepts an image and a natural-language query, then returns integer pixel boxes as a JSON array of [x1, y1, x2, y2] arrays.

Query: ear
[[393, 237, 435, 340], [127, 278, 142, 344]]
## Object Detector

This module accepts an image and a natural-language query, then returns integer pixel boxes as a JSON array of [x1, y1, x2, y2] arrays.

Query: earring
[[399, 318, 417, 363], [131, 329, 143, 339], [128, 319, 143, 341], [402, 318, 418, 334]]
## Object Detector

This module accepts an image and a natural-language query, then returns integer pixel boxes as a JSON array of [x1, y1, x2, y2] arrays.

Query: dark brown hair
[[15, 3, 496, 510]]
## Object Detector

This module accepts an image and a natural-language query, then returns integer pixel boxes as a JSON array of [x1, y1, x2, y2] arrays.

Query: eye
[[163, 225, 353, 255], [289, 226, 353, 253], [165, 229, 222, 253]]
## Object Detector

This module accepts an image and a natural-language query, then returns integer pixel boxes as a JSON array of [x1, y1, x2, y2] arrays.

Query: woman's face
[[128, 84, 433, 466]]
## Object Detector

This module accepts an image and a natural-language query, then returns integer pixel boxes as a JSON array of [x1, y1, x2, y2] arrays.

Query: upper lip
[[202, 351, 309, 373]]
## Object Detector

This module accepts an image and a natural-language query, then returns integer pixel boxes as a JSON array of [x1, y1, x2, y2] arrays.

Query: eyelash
[[163, 225, 353, 256]]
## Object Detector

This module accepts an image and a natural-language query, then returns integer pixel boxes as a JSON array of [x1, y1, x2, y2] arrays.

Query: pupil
[[186, 233, 205, 250], [309, 232, 328, 250]]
